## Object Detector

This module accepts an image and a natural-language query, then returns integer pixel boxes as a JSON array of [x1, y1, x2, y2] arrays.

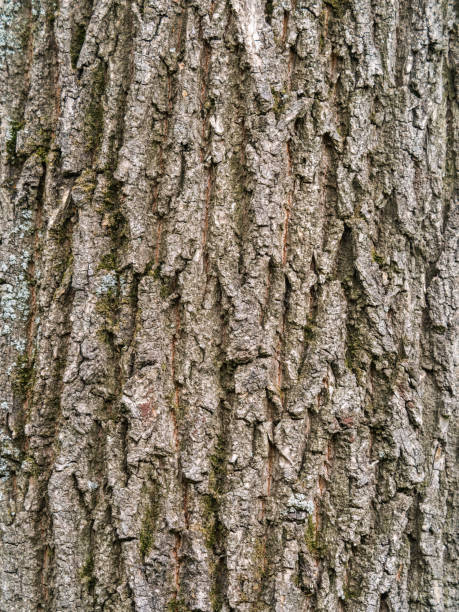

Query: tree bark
[[0, 0, 457, 610]]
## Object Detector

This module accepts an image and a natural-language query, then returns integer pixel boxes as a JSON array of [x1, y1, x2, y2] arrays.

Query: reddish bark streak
[[266, 442, 274, 497], [182, 480, 190, 530], [318, 475, 326, 496], [155, 220, 162, 264], [282, 141, 293, 266], [170, 306, 181, 452], [202, 168, 212, 272]]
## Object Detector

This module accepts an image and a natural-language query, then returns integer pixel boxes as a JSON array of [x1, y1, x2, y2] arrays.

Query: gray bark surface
[[0, 0, 457, 610]]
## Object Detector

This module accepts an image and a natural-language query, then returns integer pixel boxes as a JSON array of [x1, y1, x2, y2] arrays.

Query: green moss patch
[[139, 488, 161, 559], [305, 515, 325, 557], [84, 62, 106, 153], [12, 354, 35, 399], [6, 120, 25, 163], [79, 554, 96, 591]]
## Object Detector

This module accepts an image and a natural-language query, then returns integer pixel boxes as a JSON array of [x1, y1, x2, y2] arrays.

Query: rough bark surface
[[0, 0, 457, 610]]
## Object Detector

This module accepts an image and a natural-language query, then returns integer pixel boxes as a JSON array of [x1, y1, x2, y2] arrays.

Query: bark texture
[[0, 0, 457, 610]]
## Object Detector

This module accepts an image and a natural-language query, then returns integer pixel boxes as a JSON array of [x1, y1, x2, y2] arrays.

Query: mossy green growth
[[74, 169, 97, 196], [305, 515, 322, 557], [96, 289, 117, 320], [202, 434, 226, 549], [70, 23, 86, 69], [203, 493, 226, 551], [209, 434, 226, 496], [252, 536, 268, 585], [95, 179, 129, 307], [371, 249, 385, 267], [79, 554, 96, 590], [303, 316, 317, 343], [24, 127, 52, 163], [52, 248, 74, 298], [96, 287, 119, 346], [343, 582, 361, 601], [6, 120, 25, 163], [345, 326, 366, 382], [99, 178, 128, 252], [324, 0, 350, 16], [151, 266, 161, 280], [150, 266, 174, 299], [46, 1, 58, 26], [210, 577, 225, 612], [264, 0, 274, 24], [98, 252, 117, 272], [36, 146, 48, 163], [12, 354, 35, 399], [166, 598, 191, 612], [101, 178, 120, 212], [160, 279, 173, 299], [203, 434, 228, 610], [85, 62, 106, 153], [22, 455, 40, 477], [139, 515, 154, 558], [139, 494, 160, 559]]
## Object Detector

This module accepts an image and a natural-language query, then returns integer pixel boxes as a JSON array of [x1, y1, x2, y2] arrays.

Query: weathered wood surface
[[0, 1, 457, 610]]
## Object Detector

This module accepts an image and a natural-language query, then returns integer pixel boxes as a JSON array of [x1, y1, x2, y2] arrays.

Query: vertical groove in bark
[[0, 0, 457, 611]]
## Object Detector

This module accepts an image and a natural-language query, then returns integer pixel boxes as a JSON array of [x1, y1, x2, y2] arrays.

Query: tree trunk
[[0, 0, 457, 610]]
